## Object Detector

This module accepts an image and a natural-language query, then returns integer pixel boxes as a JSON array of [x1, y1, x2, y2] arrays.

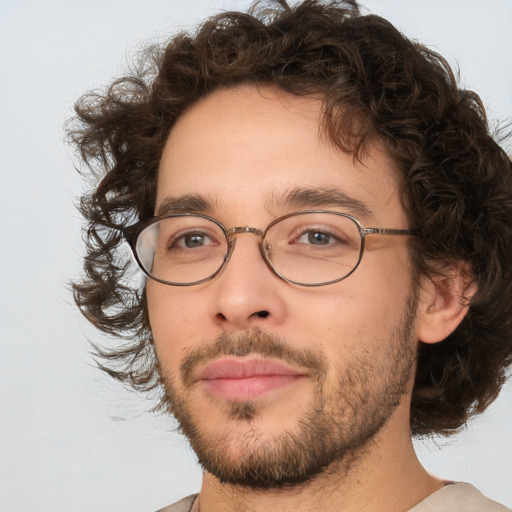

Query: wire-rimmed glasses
[[122, 210, 418, 287]]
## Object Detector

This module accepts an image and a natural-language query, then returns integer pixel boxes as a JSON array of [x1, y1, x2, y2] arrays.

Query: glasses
[[122, 210, 418, 287]]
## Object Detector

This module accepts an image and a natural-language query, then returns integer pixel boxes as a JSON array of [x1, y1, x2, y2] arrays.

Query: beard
[[157, 295, 418, 489]]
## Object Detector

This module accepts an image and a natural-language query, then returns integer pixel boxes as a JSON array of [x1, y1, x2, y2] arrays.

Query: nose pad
[[221, 226, 272, 278], [224, 227, 275, 276], [210, 229, 286, 330]]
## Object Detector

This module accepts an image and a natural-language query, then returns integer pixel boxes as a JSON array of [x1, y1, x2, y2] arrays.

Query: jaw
[[195, 399, 434, 512]]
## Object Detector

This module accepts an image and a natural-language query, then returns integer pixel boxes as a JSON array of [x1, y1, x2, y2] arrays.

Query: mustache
[[180, 328, 328, 386]]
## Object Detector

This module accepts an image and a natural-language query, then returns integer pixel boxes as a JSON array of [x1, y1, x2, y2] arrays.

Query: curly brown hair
[[67, 0, 512, 436]]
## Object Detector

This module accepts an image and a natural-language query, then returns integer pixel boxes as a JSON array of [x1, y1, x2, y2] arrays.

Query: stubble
[[157, 296, 418, 489]]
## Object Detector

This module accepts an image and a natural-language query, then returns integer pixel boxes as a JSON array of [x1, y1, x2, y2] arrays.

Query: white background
[[0, 1, 511, 511]]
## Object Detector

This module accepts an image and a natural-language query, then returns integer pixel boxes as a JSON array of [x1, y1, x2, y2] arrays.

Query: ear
[[415, 264, 476, 344]]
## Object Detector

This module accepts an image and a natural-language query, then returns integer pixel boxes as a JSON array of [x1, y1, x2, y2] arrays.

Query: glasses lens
[[135, 216, 227, 284], [264, 212, 362, 285]]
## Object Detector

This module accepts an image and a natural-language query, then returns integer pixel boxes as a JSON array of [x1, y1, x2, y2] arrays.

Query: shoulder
[[410, 483, 510, 512], [156, 494, 198, 512]]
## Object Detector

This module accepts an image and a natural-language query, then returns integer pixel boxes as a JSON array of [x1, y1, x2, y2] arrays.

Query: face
[[147, 85, 419, 488]]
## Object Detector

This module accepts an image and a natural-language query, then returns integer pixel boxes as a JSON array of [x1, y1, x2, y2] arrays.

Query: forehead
[[156, 85, 403, 225]]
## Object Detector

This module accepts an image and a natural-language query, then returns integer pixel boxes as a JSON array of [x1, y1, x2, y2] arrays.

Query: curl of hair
[[67, 0, 512, 435]]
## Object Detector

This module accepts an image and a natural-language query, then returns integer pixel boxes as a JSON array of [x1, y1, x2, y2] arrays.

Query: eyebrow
[[269, 186, 374, 219], [155, 187, 373, 220], [155, 194, 214, 216]]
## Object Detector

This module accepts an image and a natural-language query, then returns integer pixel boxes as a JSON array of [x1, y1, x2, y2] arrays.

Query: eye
[[171, 231, 215, 249], [297, 230, 336, 246], [267, 213, 360, 255], [293, 228, 348, 247]]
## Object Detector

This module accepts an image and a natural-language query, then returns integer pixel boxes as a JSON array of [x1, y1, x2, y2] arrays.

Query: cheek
[[289, 249, 414, 353], [146, 284, 211, 363]]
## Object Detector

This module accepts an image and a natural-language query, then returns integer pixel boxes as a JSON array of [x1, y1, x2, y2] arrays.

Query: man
[[68, 1, 512, 510]]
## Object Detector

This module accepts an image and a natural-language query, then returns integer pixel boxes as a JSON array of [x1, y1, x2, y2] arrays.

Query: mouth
[[194, 358, 307, 401]]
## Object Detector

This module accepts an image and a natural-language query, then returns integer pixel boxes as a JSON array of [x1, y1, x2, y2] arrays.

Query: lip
[[195, 358, 307, 401]]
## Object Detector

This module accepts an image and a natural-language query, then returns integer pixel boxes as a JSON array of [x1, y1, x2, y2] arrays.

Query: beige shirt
[[157, 483, 511, 512], [410, 483, 510, 511]]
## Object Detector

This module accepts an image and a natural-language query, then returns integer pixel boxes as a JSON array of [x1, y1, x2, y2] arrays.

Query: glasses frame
[[122, 210, 419, 287]]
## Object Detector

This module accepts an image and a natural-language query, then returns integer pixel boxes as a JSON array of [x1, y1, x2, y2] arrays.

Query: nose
[[209, 230, 287, 331]]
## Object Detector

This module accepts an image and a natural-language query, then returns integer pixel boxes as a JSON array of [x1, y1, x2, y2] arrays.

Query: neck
[[193, 411, 443, 512]]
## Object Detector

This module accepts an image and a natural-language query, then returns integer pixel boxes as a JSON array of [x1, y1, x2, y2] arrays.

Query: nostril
[[255, 311, 269, 318]]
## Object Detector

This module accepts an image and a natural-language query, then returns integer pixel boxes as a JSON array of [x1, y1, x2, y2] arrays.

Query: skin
[[146, 85, 468, 511]]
